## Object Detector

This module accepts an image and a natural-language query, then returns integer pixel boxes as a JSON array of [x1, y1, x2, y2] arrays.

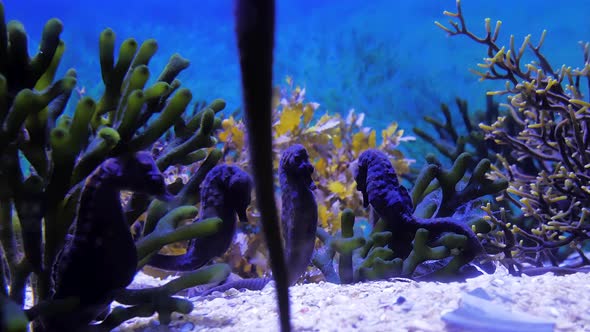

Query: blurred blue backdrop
[[7, 0, 590, 160]]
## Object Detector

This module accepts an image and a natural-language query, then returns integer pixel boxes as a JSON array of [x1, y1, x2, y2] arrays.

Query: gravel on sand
[[114, 267, 590, 332]]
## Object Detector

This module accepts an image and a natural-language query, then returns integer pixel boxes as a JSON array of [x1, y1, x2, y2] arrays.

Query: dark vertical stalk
[[234, 0, 291, 331]]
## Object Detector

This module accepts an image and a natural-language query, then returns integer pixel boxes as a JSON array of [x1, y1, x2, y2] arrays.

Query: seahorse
[[354, 149, 418, 259], [279, 144, 318, 285], [196, 144, 318, 295], [354, 149, 488, 274], [42, 151, 171, 331], [147, 164, 252, 271]]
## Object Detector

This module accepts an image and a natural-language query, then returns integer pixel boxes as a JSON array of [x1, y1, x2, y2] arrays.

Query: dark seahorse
[[197, 144, 318, 295], [147, 164, 252, 271], [41, 151, 171, 331], [279, 144, 319, 285], [354, 149, 490, 277]]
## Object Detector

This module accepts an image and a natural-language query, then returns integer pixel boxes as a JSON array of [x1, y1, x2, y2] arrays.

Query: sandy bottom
[[112, 267, 590, 332]]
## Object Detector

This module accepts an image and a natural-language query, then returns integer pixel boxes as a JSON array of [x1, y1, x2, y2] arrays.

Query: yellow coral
[[302, 103, 315, 125], [218, 116, 245, 151], [275, 105, 302, 136], [327, 181, 347, 198], [318, 205, 330, 228]]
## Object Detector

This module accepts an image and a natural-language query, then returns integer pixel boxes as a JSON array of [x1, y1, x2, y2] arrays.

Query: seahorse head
[[201, 164, 252, 223], [226, 166, 253, 223], [355, 149, 413, 216], [279, 144, 315, 190], [354, 149, 377, 207], [101, 151, 172, 200]]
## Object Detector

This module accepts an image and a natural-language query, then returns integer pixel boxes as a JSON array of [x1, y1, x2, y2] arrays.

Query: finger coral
[[0, 2, 237, 330]]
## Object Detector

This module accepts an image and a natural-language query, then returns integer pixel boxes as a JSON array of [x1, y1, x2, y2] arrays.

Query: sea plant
[[0, 3, 240, 330], [436, 0, 590, 274]]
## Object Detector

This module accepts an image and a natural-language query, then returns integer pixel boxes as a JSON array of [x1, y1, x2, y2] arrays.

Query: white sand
[[114, 267, 590, 332]]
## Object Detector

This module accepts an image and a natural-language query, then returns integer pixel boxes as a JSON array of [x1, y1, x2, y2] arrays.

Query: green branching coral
[[313, 150, 505, 283], [436, 0, 590, 274], [411, 152, 508, 219], [0, 3, 236, 330]]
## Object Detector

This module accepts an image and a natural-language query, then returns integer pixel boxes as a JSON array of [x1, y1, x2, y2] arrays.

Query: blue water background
[[7, 0, 590, 162]]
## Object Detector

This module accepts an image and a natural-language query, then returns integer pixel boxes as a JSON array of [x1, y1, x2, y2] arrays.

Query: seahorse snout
[[144, 173, 174, 201], [237, 208, 249, 223], [299, 161, 316, 189]]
